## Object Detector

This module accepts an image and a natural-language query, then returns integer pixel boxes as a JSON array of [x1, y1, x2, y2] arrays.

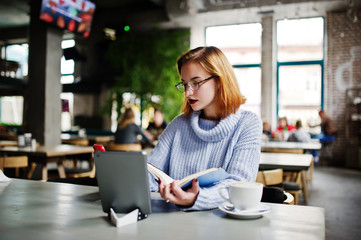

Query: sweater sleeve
[[184, 112, 262, 211]]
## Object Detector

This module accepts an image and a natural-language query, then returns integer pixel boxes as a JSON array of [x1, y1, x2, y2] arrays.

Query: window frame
[[205, 23, 262, 115], [276, 17, 325, 120]]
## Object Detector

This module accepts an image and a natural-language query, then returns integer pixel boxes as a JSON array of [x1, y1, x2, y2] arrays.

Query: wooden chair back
[[256, 168, 283, 186], [0, 155, 28, 177], [66, 143, 142, 179], [66, 166, 96, 178], [62, 138, 89, 146], [106, 143, 142, 151], [262, 149, 304, 154]]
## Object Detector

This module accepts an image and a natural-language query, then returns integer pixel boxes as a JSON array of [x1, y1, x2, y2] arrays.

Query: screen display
[[39, 0, 96, 38]]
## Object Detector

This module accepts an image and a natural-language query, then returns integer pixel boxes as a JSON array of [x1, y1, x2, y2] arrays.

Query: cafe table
[[259, 152, 313, 171], [261, 141, 321, 153], [0, 140, 18, 147], [0, 144, 94, 180], [0, 179, 325, 240], [259, 152, 313, 203]]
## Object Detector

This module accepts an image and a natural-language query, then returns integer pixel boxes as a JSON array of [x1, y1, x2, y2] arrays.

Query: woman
[[114, 108, 152, 144], [287, 120, 311, 143], [276, 117, 295, 132], [147, 46, 262, 211], [146, 108, 168, 141]]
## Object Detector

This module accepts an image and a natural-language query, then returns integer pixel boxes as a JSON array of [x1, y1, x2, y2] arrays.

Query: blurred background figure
[[308, 110, 338, 163], [287, 120, 311, 143], [318, 110, 337, 143], [114, 108, 152, 144], [146, 108, 167, 141], [262, 121, 272, 141], [276, 116, 295, 140], [309, 109, 338, 142], [277, 116, 296, 132]]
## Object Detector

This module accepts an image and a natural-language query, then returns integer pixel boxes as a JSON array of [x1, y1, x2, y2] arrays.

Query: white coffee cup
[[219, 181, 263, 211]]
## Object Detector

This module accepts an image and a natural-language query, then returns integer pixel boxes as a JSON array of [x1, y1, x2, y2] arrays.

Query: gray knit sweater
[[147, 107, 262, 211]]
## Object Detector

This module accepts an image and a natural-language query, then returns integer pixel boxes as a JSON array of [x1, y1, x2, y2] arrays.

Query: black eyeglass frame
[[175, 76, 214, 93]]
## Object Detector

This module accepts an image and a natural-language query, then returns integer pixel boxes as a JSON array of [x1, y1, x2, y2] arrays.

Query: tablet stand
[[109, 208, 148, 228]]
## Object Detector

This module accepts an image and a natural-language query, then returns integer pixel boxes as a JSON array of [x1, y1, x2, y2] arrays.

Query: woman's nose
[[184, 86, 194, 97]]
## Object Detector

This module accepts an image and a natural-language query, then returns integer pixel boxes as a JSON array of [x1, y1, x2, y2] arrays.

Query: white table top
[[261, 141, 322, 151], [259, 152, 313, 171], [0, 179, 325, 240]]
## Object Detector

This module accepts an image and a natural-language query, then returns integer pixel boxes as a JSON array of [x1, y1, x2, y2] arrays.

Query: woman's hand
[[159, 178, 200, 207]]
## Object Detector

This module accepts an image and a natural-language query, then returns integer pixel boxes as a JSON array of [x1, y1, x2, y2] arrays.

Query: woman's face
[[181, 61, 218, 119], [153, 111, 163, 126], [279, 118, 286, 127]]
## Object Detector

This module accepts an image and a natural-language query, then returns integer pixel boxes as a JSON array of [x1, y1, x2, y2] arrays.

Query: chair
[[106, 143, 142, 151], [62, 138, 89, 146], [256, 168, 302, 205], [66, 164, 96, 178], [307, 157, 315, 183], [262, 148, 304, 154], [0, 155, 28, 177], [66, 143, 142, 179], [62, 138, 90, 169]]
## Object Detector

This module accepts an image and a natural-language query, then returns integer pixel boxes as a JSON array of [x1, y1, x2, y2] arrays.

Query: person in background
[[114, 108, 152, 145], [317, 110, 337, 142], [276, 116, 295, 140], [276, 117, 295, 132], [146, 108, 168, 141], [309, 109, 337, 163], [287, 120, 311, 143], [262, 121, 272, 141], [147, 46, 262, 211]]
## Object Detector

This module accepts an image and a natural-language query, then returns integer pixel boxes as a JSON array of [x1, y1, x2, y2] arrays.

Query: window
[[0, 43, 28, 79], [0, 43, 28, 126], [61, 39, 75, 84], [0, 96, 23, 125], [206, 24, 262, 65], [277, 17, 324, 126], [61, 39, 75, 131], [277, 18, 324, 62], [206, 23, 262, 115], [278, 64, 322, 125]]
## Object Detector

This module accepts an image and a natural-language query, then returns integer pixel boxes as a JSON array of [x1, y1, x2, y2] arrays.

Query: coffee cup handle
[[218, 187, 230, 202]]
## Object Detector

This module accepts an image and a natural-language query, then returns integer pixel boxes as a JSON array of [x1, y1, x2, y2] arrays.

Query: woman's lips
[[189, 99, 198, 104]]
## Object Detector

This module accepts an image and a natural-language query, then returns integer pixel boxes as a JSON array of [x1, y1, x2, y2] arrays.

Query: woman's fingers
[[189, 178, 200, 195], [159, 179, 200, 206], [170, 179, 199, 206]]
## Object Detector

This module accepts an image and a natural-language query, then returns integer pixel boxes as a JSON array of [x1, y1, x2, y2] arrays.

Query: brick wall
[[326, 9, 361, 167]]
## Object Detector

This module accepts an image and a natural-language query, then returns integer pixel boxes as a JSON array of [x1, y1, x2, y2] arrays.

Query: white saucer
[[218, 203, 271, 220]]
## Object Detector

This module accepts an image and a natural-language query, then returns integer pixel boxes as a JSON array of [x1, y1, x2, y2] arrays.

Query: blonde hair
[[177, 46, 246, 119], [118, 108, 135, 128]]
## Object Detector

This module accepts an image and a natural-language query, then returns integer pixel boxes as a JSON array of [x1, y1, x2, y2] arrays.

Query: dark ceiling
[[0, 0, 164, 29], [0, 0, 350, 30]]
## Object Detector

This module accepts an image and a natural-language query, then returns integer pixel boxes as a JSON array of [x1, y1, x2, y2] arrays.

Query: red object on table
[[93, 144, 105, 152]]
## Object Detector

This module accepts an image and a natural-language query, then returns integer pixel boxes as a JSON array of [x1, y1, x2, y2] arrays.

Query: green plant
[[103, 29, 190, 123]]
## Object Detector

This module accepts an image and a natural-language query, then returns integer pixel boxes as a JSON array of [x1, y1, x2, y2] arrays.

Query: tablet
[[94, 150, 152, 216]]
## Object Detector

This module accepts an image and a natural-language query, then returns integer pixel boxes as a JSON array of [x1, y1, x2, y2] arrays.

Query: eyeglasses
[[175, 76, 214, 93]]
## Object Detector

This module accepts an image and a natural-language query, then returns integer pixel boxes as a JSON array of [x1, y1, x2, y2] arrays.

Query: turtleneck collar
[[190, 108, 243, 142]]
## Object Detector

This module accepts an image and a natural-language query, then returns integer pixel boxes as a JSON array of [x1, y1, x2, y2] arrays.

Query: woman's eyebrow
[[181, 76, 202, 82]]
